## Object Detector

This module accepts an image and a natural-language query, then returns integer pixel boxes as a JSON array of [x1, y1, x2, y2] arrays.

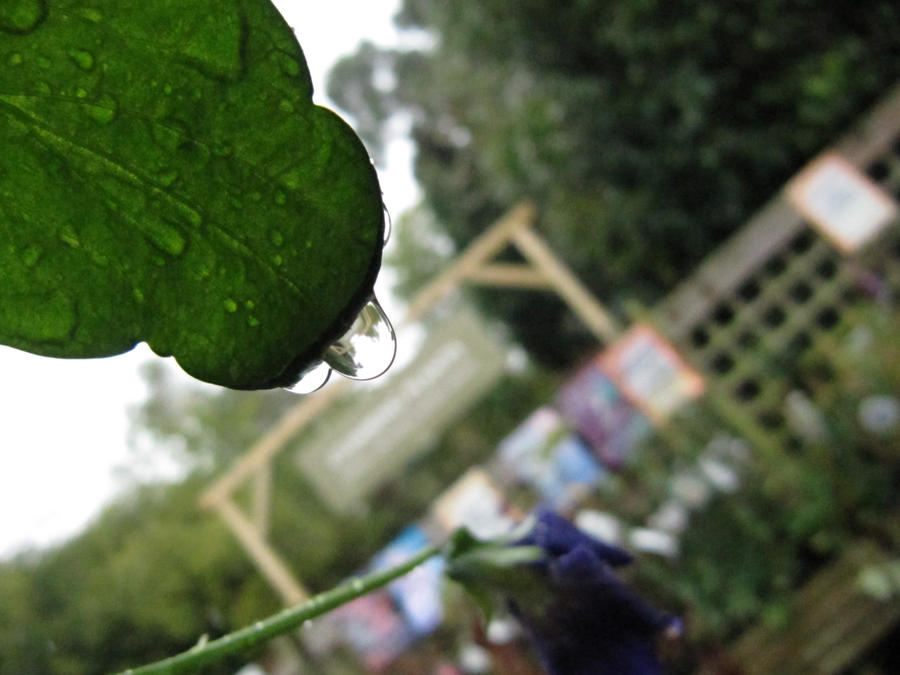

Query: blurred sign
[[556, 361, 651, 468], [431, 467, 517, 539], [372, 526, 444, 636], [788, 153, 898, 252], [601, 325, 704, 424], [496, 407, 606, 508], [330, 591, 414, 672], [296, 307, 507, 512]]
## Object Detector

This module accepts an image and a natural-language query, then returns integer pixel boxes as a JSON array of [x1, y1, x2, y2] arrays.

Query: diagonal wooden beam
[[511, 225, 621, 342], [463, 263, 552, 289], [214, 498, 309, 606]]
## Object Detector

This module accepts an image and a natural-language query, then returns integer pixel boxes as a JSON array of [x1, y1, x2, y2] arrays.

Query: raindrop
[[156, 168, 179, 187], [382, 205, 392, 245], [323, 296, 396, 380], [0, 1, 47, 34], [6, 52, 23, 66], [283, 360, 331, 395], [58, 224, 80, 248], [22, 245, 41, 267], [76, 8, 103, 23], [277, 52, 301, 77], [86, 94, 116, 124], [223, 298, 238, 313], [68, 49, 94, 71]]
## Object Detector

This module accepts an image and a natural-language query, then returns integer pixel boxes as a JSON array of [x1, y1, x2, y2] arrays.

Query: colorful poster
[[556, 361, 651, 468], [497, 407, 606, 506], [330, 591, 414, 672], [601, 325, 705, 424], [431, 468, 517, 539], [372, 526, 444, 636], [787, 153, 898, 253]]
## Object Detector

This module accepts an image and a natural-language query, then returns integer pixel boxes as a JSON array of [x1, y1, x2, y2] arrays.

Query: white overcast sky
[[0, 0, 419, 558]]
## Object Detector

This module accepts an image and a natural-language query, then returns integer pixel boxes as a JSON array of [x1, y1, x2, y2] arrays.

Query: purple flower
[[508, 508, 680, 675]]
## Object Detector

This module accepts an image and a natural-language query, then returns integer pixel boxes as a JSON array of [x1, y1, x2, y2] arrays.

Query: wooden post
[[511, 225, 622, 343], [252, 464, 273, 538], [199, 379, 349, 510], [403, 201, 537, 323], [215, 499, 309, 606]]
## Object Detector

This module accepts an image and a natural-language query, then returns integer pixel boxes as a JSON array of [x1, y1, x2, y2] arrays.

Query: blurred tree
[[329, 0, 900, 365], [0, 479, 273, 675]]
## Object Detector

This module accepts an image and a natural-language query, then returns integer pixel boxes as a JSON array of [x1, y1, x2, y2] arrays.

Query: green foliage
[[0, 0, 384, 389], [329, 0, 900, 364], [0, 479, 275, 675]]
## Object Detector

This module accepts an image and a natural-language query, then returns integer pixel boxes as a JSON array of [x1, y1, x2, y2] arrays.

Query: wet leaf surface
[[0, 0, 384, 388]]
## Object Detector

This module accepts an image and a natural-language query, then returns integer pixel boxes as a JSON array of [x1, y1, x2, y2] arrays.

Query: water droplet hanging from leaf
[[0, 0, 387, 389]]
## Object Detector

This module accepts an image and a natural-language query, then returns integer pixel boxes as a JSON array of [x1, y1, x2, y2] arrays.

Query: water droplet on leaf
[[223, 298, 238, 313], [324, 296, 396, 380], [277, 52, 301, 77], [76, 8, 103, 23], [68, 49, 95, 71], [0, 1, 47, 34], [59, 224, 80, 248], [283, 360, 331, 395], [156, 168, 179, 187], [383, 205, 392, 245], [22, 245, 41, 267], [87, 94, 117, 124], [6, 52, 23, 66]]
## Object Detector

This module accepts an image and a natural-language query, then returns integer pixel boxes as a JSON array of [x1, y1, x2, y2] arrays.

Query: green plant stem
[[117, 543, 442, 675]]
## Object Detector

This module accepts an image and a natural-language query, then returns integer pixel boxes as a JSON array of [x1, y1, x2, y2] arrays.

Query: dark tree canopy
[[329, 0, 900, 364]]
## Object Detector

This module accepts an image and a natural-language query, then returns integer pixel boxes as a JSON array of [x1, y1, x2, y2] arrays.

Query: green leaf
[[0, 0, 384, 389]]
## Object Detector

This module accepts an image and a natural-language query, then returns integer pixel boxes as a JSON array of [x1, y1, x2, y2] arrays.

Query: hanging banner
[[495, 407, 607, 506], [787, 152, 898, 253], [371, 526, 445, 637], [601, 325, 705, 425], [556, 362, 651, 469], [430, 468, 518, 540], [296, 307, 507, 512]]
